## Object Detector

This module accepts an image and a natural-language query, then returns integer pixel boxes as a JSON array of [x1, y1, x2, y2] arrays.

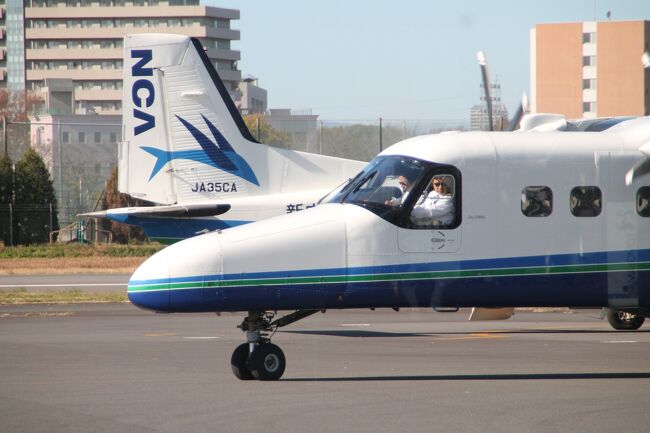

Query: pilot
[[385, 174, 414, 206], [410, 175, 455, 226]]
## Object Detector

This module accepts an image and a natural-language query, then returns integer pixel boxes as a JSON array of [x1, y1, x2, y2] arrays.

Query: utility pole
[[2, 116, 6, 155], [379, 117, 383, 152]]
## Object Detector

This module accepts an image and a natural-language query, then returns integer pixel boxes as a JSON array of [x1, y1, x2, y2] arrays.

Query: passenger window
[[521, 186, 552, 217], [638, 187, 650, 217], [409, 173, 459, 229], [570, 186, 602, 217]]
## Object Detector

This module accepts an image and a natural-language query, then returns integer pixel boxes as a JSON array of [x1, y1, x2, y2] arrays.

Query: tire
[[231, 343, 255, 380], [247, 343, 286, 381], [606, 309, 645, 330]]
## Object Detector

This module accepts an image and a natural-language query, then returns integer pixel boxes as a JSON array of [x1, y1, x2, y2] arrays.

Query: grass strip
[[0, 288, 128, 304]]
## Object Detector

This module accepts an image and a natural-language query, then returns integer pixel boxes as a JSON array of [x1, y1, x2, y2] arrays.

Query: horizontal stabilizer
[[80, 203, 231, 219], [469, 307, 515, 321]]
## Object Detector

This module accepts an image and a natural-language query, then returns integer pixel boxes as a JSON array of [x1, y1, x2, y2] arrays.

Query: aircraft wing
[[80, 203, 231, 219]]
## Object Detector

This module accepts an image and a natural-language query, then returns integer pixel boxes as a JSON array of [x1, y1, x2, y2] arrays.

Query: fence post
[[2, 116, 6, 155], [379, 117, 383, 153], [9, 203, 13, 247]]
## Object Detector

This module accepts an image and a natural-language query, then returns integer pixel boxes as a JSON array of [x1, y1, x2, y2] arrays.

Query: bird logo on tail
[[141, 114, 259, 186]]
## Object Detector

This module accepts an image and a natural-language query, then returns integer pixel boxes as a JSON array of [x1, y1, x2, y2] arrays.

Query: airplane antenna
[[477, 51, 494, 131]]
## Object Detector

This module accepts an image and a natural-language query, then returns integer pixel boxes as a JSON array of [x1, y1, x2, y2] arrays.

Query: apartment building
[[0, 0, 241, 115], [531, 20, 650, 118]]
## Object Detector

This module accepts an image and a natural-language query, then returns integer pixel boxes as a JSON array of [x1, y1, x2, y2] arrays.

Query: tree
[[13, 147, 58, 245], [0, 152, 13, 245], [243, 114, 291, 147], [0, 89, 44, 160], [100, 166, 149, 243], [0, 152, 12, 204]]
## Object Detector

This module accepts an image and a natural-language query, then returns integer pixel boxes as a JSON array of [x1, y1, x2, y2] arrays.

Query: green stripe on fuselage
[[127, 261, 650, 293]]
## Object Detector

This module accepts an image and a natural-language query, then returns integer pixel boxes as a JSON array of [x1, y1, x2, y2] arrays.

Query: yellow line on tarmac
[[435, 332, 507, 341]]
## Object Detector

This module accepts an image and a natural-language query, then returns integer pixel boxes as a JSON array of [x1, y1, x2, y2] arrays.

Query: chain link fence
[[2, 116, 466, 244]]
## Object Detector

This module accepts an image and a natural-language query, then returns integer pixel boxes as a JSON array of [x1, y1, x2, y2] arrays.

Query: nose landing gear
[[231, 309, 321, 381]]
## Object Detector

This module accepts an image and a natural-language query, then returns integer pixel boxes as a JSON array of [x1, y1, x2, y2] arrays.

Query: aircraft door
[[600, 151, 649, 309]]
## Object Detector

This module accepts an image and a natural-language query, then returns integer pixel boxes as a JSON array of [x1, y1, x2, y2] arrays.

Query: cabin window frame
[[570, 186, 602, 217], [521, 186, 553, 217], [637, 186, 650, 217]]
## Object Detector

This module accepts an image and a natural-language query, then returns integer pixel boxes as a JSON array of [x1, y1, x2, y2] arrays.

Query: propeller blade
[[625, 142, 650, 186]]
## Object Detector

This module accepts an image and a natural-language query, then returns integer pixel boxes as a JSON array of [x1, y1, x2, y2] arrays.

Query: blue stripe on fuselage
[[130, 269, 650, 313], [128, 248, 650, 287]]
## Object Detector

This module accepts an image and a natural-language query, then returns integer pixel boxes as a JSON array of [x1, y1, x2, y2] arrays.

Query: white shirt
[[410, 191, 455, 226]]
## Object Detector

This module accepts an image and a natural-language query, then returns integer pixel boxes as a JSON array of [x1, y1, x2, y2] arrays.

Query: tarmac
[[1, 303, 649, 433]]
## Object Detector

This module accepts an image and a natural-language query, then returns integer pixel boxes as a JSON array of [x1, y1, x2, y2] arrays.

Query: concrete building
[[470, 80, 509, 131], [30, 113, 121, 224], [1, 0, 241, 115], [238, 75, 267, 115], [264, 108, 319, 153], [531, 20, 650, 118]]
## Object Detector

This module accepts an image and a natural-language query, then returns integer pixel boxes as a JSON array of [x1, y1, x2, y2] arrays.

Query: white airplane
[[82, 34, 364, 243], [126, 112, 650, 380]]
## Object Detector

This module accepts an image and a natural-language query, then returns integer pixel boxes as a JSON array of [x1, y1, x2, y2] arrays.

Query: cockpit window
[[327, 156, 427, 209], [327, 155, 461, 229], [408, 173, 458, 228]]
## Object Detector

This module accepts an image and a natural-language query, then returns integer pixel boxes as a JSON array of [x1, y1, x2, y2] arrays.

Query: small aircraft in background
[[127, 105, 650, 380], [82, 34, 364, 243]]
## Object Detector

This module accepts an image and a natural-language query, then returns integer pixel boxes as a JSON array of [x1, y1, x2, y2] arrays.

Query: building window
[[582, 32, 596, 44], [109, 132, 117, 143], [570, 186, 602, 217], [78, 132, 85, 144], [583, 102, 597, 113], [582, 55, 596, 66], [521, 186, 552, 217], [638, 187, 650, 217], [94, 132, 101, 143], [62, 131, 69, 144]]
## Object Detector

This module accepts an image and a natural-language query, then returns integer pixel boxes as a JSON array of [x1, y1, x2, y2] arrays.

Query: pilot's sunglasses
[[433, 181, 443, 186]]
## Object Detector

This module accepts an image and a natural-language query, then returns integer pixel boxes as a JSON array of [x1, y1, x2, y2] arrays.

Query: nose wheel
[[231, 309, 321, 381], [230, 342, 286, 381]]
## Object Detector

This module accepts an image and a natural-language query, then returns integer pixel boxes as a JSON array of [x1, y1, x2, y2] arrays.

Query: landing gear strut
[[230, 309, 321, 381]]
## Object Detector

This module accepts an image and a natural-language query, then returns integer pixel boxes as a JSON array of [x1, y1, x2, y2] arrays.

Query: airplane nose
[[127, 233, 224, 312], [128, 246, 171, 312]]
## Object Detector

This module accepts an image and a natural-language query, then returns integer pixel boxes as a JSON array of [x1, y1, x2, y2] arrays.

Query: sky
[[207, 1, 649, 124]]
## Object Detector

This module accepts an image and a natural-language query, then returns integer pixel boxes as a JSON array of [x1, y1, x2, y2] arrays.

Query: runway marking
[[435, 333, 508, 341], [145, 332, 177, 337], [183, 336, 220, 340], [601, 340, 637, 344], [341, 323, 371, 327]]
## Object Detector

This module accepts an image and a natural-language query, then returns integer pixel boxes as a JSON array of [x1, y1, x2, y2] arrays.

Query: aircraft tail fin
[[120, 34, 363, 206]]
